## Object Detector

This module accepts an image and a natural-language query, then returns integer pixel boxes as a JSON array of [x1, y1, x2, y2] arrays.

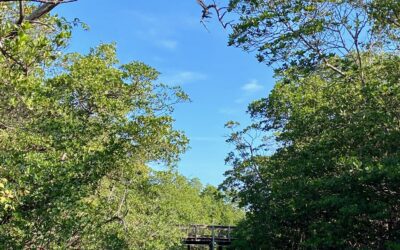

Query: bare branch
[[26, 2, 60, 21], [196, 0, 231, 29], [0, 0, 77, 24]]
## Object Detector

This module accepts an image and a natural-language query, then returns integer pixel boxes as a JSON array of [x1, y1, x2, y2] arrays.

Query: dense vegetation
[[0, 2, 242, 249], [225, 55, 400, 248], [210, 0, 400, 248], [1, 0, 400, 249]]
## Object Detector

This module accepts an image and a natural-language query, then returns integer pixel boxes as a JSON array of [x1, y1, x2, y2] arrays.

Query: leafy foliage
[[0, 2, 243, 249], [0, 38, 187, 246], [216, 0, 400, 248], [227, 0, 400, 73], [77, 169, 243, 249], [224, 54, 400, 249]]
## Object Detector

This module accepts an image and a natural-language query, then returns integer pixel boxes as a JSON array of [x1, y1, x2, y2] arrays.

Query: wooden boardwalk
[[181, 225, 235, 249]]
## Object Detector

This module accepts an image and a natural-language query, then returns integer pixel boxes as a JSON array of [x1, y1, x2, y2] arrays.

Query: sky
[[56, 0, 275, 186]]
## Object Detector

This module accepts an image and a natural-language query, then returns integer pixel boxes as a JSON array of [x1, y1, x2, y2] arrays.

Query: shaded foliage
[[0, 2, 243, 249], [211, 0, 400, 249], [224, 54, 400, 249]]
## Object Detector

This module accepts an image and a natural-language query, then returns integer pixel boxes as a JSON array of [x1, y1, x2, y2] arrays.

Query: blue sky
[[56, 0, 275, 186]]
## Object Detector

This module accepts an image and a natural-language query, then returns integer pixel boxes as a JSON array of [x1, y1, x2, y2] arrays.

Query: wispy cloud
[[219, 79, 265, 114], [127, 11, 179, 51], [161, 71, 207, 85], [234, 79, 265, 103], [157, 39, 178, 50], [241, 79, 264, 93], [126, 11, 159, 25]]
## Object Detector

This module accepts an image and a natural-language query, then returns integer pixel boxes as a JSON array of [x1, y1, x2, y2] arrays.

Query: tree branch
[[197, 0, 231, 29], [0, 43, 28, 73], [16, 0, 24, 24]]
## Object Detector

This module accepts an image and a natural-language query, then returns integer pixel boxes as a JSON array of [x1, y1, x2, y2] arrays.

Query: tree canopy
[[224, 54, 400, 248], [0, 1, 243, 249], [195, 0, 400, 248], [1, 0, 399, 248]]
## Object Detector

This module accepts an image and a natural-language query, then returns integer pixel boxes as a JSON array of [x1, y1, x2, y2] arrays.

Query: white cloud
[[241, 79, 264, 93], [124, 10, 159, 26], [127, 11, 179, 51], [219, 79, 265, 114], [177, 71, 206, 81], [157, 39, 178, 50], [161, 71, 207, 85]]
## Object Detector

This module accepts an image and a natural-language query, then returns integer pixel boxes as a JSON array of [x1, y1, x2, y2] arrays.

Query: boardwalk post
[[210, 225, 215, 250], [195, 225, 197, 241]]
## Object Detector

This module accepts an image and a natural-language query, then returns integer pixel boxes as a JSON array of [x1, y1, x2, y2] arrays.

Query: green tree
[[78, 168, 243, 249], [0, 2, 190, 248], [224, 54, 400, 249], [1, 2, 243, 248], [200, 0, 400, 75], [0, 41, 189, 247], [195, 0, 400, 248]]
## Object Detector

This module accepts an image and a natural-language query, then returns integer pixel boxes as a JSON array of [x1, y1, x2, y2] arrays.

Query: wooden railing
[[181, 225, 236, 249]]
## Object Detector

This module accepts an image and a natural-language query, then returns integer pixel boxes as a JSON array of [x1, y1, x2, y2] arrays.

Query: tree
[[0, 0, 75, 71], [195, 0, 400, 248], [0, 40, 190, 247], [223, 54, 400, 249], [199, 0, 400, 76], [0, 2, 244, 248], [0, 2, 191, 248], [74, 168, 243, 249]]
